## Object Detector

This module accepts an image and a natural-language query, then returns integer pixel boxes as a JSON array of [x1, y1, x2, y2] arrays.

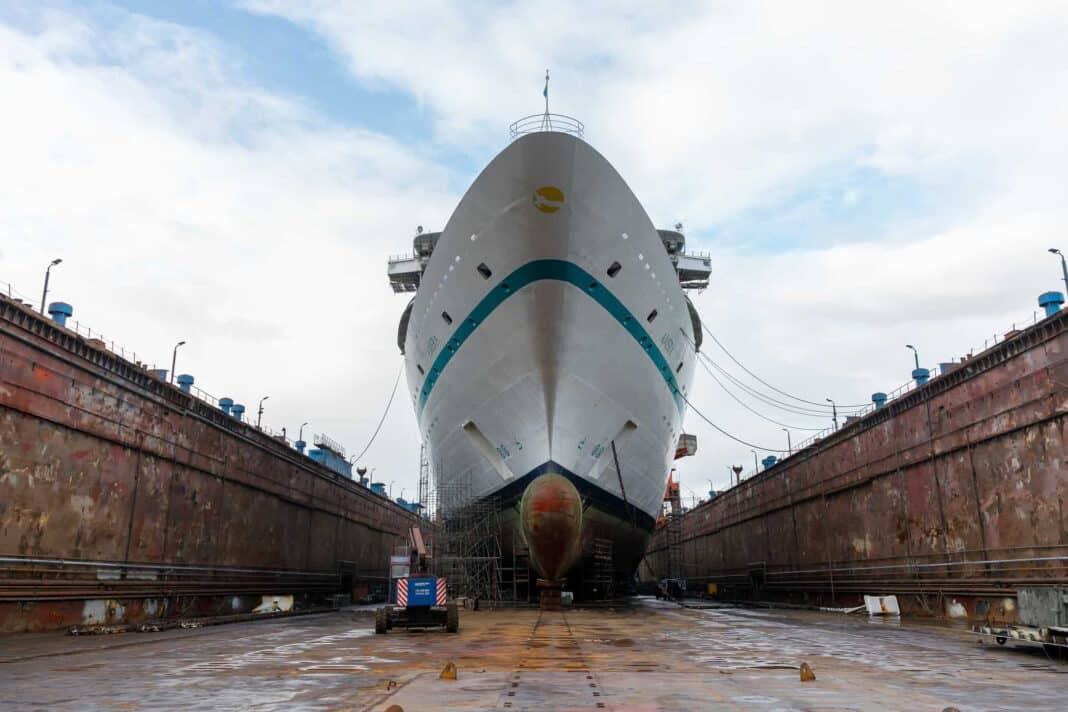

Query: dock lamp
[[826, 398, 838, 430], [1049, 249, 1068, 295], [750, 449, 758, 474], [905, 344, 920, 370], [170, 340, 186, 384], [40, 258, 62, 314], [782, 427, 792, 455], [257, 396, 269, 428]]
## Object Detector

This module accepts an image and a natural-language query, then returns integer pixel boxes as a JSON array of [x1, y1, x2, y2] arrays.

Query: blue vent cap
[[1039, 291, 1064, 317], [47, 302, 73, 327], [176, 374, 194, 392], [871, 392, 888, 408], [912, 367, 930, 386]]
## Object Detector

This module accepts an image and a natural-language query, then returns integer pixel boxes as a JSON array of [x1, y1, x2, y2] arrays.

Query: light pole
[[1049, 248, 1068, 295], [826, 398, 838, 430], [389, 480, 396, 498], [905, 344, 920, 371], [40, 258, 62, 314], [170, 341, 186, 384], [750, 449, 758, 474], [782, 427, 792, 455], [299, 422, 308, 442], [400, 488, 406, 501], [257, 396, 269, 428]]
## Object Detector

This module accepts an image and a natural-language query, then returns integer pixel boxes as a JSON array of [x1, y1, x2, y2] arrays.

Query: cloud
[[5, 1, 1068, 501], [0, 6, 455, 490]]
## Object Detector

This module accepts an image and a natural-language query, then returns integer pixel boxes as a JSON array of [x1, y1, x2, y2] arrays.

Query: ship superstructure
[[388, 115, 710, 592]]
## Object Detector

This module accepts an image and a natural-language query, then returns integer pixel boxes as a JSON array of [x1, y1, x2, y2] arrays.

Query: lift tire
[[375, 607, 388, 635], [446, 602, 459, 633], [384, 605, 395, 630]]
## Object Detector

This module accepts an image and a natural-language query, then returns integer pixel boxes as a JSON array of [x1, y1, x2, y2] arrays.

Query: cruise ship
[[388, 113, 710, 595]]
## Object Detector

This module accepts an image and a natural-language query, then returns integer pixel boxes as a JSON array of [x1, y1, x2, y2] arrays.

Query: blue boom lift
[[375, 527, 458, 634]]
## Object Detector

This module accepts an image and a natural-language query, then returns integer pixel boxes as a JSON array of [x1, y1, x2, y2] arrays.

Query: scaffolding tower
[[666, 474, 683, 580], [417, 443, 430, 514], [427, 471, 503, 604]]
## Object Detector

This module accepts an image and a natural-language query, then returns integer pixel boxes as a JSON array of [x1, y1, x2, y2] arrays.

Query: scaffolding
[[427, 470, 503, 604], [417, 443, 430, 514], [666, 474, 683, 580], [583, 537, 614, 600]]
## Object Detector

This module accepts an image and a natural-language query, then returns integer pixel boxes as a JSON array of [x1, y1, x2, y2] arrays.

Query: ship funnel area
[[519, 473, 583, 609]]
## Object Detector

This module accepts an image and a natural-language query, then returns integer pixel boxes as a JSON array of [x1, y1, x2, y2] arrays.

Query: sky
[[2, 1, 1067, 507]]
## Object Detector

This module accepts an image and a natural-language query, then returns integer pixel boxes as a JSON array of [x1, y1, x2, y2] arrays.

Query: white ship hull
[[396, 130, 701, 583]]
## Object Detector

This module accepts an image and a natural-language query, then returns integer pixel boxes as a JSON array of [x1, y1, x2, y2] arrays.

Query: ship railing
[[509, 113, 584, 140]]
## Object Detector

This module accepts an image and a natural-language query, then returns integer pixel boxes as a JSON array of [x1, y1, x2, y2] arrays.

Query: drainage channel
[[497, 609, 609, 710]]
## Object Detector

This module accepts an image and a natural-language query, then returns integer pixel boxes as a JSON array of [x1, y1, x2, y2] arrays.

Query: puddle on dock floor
[[0, 598, 1064, 710]]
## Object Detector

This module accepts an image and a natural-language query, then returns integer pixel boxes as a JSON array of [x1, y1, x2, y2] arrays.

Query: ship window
[[676, 361, 684, 373], [442, 311, 453, 324], [416, 364, 424, 375], [607, 261, 622, 277], [477, 263, 492, 279], [647, 309, 658, 323]]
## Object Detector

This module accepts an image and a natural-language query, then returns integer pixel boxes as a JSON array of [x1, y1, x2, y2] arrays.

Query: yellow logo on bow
[[532, 186, 564, 214]]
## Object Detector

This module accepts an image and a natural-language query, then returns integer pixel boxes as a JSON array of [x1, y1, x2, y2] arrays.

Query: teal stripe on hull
[[417, 259, 685, 416]]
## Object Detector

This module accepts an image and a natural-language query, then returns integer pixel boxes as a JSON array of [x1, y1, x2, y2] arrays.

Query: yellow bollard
[[439, 661, 458, 680]]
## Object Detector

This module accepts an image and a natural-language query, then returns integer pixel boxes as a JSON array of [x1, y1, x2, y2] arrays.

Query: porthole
[[647, 309, 658, 323], [607, 261, 622, 277], [417, 364, 425, 375], [676, 361, 684, 373], [477, 263, 492, 279], [442, 311, 453, 324]]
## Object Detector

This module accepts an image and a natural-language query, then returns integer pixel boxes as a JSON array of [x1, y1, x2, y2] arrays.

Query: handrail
[[509, 113, 584, 140]]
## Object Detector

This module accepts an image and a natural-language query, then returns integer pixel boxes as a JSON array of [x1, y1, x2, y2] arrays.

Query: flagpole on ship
[[542, 69, 552, 131]]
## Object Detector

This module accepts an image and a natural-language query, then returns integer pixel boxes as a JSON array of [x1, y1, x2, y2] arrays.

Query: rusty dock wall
[[645, 309, 1068, 621], [0, 295, 420, 632]]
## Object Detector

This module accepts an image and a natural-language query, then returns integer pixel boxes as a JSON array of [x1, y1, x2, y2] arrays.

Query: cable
[[700, 362, 826, 431], [680, 390, 791, 453], [701, 323, 870, 409], [698, 352, 846, 417], [350, 363, 403, 465], [681, 327, 862, 417]]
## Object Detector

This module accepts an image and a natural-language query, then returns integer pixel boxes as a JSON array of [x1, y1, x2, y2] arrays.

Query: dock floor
[[2, 598, 1064, 710]]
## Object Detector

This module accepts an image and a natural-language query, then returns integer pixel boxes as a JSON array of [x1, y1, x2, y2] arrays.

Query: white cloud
[[0, 7, 455, 494], [5, 1, 1068, 502], [242, 0, 1068, 493]]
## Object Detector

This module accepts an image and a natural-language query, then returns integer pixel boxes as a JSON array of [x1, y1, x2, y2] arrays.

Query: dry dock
[[2, 599, 1065, 711]]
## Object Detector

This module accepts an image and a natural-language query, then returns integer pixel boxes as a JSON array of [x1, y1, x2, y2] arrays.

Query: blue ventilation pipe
[[371, 482, 387, 496], [47, 302, 72, 327], [872, 392, 887, 408], [761, 455, 778, 470], [218, 397, 233, 415], [1039, 291, 1064, 318], [231, 403, 246, 421], [912, 368, 930, 387], [176, 374, 194, 393], [295, 440, 306, 454]]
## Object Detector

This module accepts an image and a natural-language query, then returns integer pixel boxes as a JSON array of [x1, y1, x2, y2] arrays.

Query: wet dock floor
[[1, 598, 1065, 710]]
